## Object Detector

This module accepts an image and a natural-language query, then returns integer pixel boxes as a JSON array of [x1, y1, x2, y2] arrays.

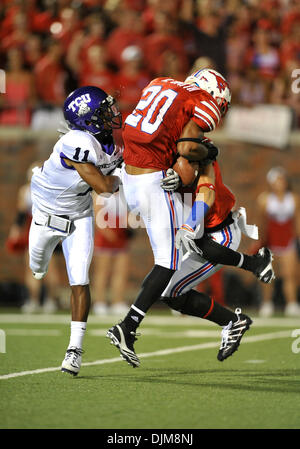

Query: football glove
[[175, 224, 204, 255], [160, 168, 181, 192], [199, 137, 219, 165]]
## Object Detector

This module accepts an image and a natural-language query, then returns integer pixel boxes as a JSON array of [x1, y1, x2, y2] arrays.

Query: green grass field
[[0, 310, 300, 430]]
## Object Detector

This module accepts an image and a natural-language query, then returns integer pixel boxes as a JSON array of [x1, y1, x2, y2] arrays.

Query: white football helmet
[[185, 68, 231, 117]]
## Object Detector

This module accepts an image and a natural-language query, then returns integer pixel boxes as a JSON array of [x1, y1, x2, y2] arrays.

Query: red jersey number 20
[[125, 85, 178, 135]]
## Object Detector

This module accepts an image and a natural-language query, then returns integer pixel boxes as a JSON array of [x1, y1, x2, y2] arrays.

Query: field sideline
[[0, 311, 299, 430]]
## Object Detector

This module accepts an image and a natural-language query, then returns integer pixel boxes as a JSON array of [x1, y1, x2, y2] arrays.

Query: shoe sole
[[106, 329, 140, 368], [61, 367, 79, 376], [217, 317, 253, 362]]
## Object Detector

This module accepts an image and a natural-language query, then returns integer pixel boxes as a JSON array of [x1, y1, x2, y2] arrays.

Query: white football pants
[[29, 209, 94, 286], [162, 220, 241, 297], [121, 167, 191, 270]]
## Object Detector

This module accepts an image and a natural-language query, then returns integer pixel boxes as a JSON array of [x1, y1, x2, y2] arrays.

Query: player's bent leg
[[29, 220, 62, 280], [161, 290, 252, 361]]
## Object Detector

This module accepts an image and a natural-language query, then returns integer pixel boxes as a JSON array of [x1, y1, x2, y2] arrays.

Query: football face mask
[[91, 95, 122, 132]]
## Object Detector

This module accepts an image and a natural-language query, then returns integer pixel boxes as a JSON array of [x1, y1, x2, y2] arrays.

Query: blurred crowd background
[[0, 0, 300, 317], [0, 0, 300, 127]]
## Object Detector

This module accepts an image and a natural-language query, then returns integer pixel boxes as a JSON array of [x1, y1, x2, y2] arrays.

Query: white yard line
[[0, 330, 292, 380]]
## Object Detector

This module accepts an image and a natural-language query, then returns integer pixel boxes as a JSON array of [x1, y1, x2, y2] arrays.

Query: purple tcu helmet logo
[[68, 93, 92, 115]]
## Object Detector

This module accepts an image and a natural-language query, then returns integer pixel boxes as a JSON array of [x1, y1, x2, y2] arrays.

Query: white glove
[[160, 168, 181, 192], [175, 225, 203, 255]]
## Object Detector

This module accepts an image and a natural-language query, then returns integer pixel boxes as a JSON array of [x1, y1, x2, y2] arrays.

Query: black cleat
[[106, 322, 140, 368], [253, 247, 275, 284], [217, 308, 252, 361]]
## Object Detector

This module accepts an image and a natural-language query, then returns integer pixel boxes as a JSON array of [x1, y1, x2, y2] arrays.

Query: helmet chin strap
[[94, 128, 113, 144]]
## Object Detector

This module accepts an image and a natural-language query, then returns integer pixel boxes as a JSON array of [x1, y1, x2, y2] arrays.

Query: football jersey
[[31, 130, 122, 220], [123, 77, 221, 170], [202, 161, 236, 230]]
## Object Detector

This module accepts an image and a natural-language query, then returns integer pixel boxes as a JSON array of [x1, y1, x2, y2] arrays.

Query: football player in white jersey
[[29, 86, 122, 375]]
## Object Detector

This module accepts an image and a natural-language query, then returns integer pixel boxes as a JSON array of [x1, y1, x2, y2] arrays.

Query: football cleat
[[217, 308, 252, 361], [106, 323, 140, 368], [253, 247, 275, 284], [61, 346, 83, 376]]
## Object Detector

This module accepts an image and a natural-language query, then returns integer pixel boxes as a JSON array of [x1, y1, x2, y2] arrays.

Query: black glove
[[199, 138, 219, 165]]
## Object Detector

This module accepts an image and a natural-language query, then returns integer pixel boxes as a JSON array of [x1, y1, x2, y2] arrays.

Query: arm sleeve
[[60, 132, 98, 165], [190, 92, 221, 132]]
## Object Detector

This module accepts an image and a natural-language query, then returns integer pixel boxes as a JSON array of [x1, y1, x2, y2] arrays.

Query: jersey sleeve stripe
[[195, 105, 219, 125], [193, 113, 213, 131], [194, 108, 216, 129], [201, 101, 221, 121]]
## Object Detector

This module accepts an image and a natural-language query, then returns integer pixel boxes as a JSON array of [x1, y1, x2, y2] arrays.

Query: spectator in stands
[[256, 167, 300, 317], [1, 11, 31, 53], [24, 34, 43, 69], [115, 45, 150, 119], [106, 8, 145, 70], [244, 28, 280, 81], [0, 47, 36, 126], [91, 192, 131, 316], [194, 10, 228, 75], [143, 10, 188, 77], [31, 39, 66, 130], [158, 49, 187, 82], [75, 44, 116, 95], [51, 7, 81, 52], [66, 11, 112, 75], [238, 68, 267, 107]]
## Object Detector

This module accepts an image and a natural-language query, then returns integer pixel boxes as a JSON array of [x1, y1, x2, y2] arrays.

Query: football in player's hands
[[173, 157, 199, 186]]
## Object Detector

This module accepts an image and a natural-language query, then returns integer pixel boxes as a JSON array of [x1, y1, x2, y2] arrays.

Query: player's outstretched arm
[[64, 159, 120, 194]]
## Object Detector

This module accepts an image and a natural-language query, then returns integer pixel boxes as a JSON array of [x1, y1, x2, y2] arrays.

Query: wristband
[[195, 183, 216, 194], [184, 200, 210, 231]]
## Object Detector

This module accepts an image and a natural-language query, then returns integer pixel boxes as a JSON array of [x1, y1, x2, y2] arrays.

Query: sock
[[123, 305, 146, 332], [204, 299, 237, 326], [162, 290, 237, 326], [123, 265, 175, 332], [68, 321, 87, 350]]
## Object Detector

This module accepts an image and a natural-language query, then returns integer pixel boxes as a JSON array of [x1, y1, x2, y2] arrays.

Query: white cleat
[[61, 347, 83, 376]]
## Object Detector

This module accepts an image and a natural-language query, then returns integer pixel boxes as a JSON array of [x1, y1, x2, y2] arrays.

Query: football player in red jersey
[[107, 69, 276, 366], [106, 69, 237, 366], [159, 143, 276, 361]]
